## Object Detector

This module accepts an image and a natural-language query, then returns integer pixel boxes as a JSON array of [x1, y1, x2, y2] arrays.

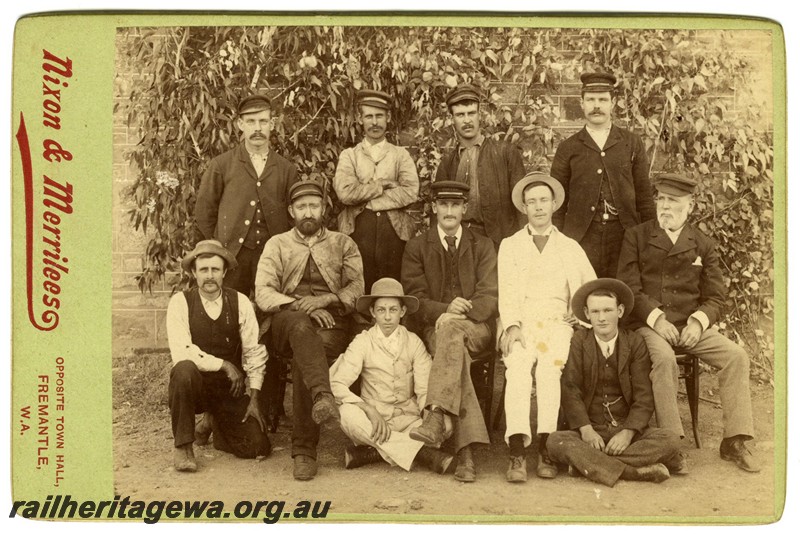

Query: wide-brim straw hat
[[571, 278, 635, 324], [356, 277, 419, 315], [181, 239, 238, 272], [511, 172, 566, 213]]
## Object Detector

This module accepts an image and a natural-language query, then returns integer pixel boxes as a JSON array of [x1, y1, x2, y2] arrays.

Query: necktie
[[445, 235, 457, 257], [606, 343, 613, 359], [532, 234, 549, 252]]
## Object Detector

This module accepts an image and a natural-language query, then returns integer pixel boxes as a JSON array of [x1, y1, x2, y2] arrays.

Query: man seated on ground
[[617, 173, 760, 473], [498, 172, 596, 483], [167, 240, 270, 472], [254, 180, 365, 481], [400, 180, 496, 483], [329, 278, 455, 475], [546, 278, 684, 487]]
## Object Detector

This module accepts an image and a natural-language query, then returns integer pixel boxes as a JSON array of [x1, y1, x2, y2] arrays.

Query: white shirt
[[585, 124, 612, 150], [247, 148, 270, 176], [527, 223, 556, 237], [166, 290, 267, 390], [594, 333, 619, 359], [436, 224, 463, 251], [363, 138, 387, 161]]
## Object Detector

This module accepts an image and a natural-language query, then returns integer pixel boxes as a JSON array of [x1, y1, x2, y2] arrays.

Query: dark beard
[[297, 218, 322, 236]]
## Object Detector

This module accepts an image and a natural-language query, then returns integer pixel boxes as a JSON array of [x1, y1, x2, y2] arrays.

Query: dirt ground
[[112, 351, 780, 524]]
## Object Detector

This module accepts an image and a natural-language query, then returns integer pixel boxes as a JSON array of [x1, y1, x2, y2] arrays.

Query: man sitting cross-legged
[[329, 278, 455, 475], [546, 278, 684, 487]]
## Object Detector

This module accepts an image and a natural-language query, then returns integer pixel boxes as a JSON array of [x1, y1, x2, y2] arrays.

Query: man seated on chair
[[498, 172, 596, 483], [167, 240, 271, 472], [400, 180, 496, 483], [254, 180, 365, 481], [617, 173, 760, 473], [546, 278, 684, 487], [329, 278, 455, 475]]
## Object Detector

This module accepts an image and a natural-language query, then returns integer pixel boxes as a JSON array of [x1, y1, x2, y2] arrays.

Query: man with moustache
[[255, 180, 365, 480], [551, 71, 656, 278], [196, 94, 299, 295], [400, 181, 497, 482], [167, 240, 270, 472], [498, 173, 596, 482], [617, 173, 760, 473], [546, 279, 683, 487], [434, 83, 526, 249], [333, 89, 419, 289]]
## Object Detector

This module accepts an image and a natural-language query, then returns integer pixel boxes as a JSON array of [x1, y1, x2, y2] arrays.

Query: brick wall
[[111, 27, 773, 353]]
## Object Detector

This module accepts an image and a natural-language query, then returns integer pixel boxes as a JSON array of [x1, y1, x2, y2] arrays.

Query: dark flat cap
[[238, 94, 271, 115], [580, 71, 617, 93], [357, 89, 392, 110], [431, 180, 470, 201], [289, 180, 324, 202], [445, 84, 482, 107], [654, 173, 697, 196]]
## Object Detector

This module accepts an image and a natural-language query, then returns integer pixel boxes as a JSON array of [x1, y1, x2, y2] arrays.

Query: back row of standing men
[[169, 72, 758, 483]]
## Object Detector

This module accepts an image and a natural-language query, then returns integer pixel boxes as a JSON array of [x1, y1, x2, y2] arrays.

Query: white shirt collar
[[664, 225, 685, 245], [594, 332, 619, 359], [437, 224, 463, 250], [526, 224, 555, 237]]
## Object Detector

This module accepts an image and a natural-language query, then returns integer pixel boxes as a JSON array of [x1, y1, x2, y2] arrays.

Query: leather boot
[[194, 412, 213, 445], [536, 433, 557, 479], [311, 392, 340, 425], [344, 445, 383, 469], [720, 435, 760, 472], [173, 444, 197, 473], [409, 409, 445, 448], [415, 445, 454, 475], [454, 446, 476, 482]]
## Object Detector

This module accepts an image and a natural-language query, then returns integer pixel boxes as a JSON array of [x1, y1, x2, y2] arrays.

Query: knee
[[170, 360, 199, 386], [286, 313, 315, 337]]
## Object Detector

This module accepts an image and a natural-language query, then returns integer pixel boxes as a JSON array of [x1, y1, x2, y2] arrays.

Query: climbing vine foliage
[[120, 26, 774, 377]]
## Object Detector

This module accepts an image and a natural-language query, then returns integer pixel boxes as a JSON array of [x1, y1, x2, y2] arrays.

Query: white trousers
[[503, 321, 573, 447], [338, 404, 453, 471]]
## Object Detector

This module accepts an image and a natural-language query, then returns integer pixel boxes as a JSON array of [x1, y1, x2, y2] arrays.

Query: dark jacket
[[434, 137, 526, 247], [617, 219, 726, 330], [551, 125, 656, 241], [561, 328, 654, 434], [401, 226, 498, 327], [195, 142, 299, 256]]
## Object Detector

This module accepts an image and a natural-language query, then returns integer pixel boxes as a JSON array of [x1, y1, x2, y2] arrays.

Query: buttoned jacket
[[617, 219, 725, 330], [196, 142, 299, 255], [561, 328, 654, 434], [435, 136, 526, 247], [401, 226, 498, 326], [333, 140, 419, 241], [551, 125, 656, 241]]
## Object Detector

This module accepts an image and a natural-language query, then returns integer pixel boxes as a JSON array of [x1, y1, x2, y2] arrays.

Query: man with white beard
[[617, 174, 760, 473]]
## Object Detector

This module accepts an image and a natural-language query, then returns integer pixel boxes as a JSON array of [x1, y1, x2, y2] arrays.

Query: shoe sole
[[536, 468, 557, 479], [311, 405, 340, 425], [408, 429, 442, 448], [506, 475, 527, 483], [720, 452, 761, 473]]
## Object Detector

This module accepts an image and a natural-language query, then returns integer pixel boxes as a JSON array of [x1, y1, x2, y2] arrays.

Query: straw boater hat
[[511, 172, 566, 213], [181, 239, 238, 272], [571, 278, 635, 324], [356, 278, 419, 316]]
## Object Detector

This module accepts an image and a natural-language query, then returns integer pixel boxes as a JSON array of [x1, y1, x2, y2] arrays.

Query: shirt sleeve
[[689, 311, 710, 331], [237, 293, 267, 391], [166, 293, 224, 373], [329, 336, 365, 405], [646, 308, 665, 329]]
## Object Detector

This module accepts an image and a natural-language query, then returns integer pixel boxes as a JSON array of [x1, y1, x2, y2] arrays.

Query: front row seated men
[[401, 181, 496, 483], [546, 278, 683, 487], [498, 172, 596, 483], [254, 180, 365, 481], [617, 173, 760, 472], [167, 240, 271, 472], [329, 278, 456, 475]]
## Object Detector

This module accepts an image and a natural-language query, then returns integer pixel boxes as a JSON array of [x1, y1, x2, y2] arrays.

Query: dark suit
[[401, 226, 498, 450], [546, 328, 679, 487], [551, 125, 656, 277], [617, 219, 754, 439], [196, 142, 299, 293], [435, 137, 526, 248]]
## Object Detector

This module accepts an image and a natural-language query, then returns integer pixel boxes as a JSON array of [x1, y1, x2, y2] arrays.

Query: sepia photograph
[[106, 19, 780, 523]]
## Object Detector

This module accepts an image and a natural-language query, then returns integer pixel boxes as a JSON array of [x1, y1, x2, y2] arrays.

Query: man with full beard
[[617, 173, 760, 473], [196, 94, 299, 296], [254, 180, 365, 480]]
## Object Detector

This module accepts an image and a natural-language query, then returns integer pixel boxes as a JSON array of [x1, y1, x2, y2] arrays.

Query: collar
[[199, 291, 223, 307], [245, 146, 270, 159], [458, 133, 485, 153], [664, 224, 686, 244], [292, 226, 326, 245], [526, 224, 556, 237], [437, 224, 463, 250], [594, 332, 619, 358], [361, 138, 387, 150]]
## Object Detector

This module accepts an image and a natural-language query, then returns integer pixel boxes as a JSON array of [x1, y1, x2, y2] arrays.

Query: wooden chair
[[675, 350, 702, 448], [469, 347, 498, 429]]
